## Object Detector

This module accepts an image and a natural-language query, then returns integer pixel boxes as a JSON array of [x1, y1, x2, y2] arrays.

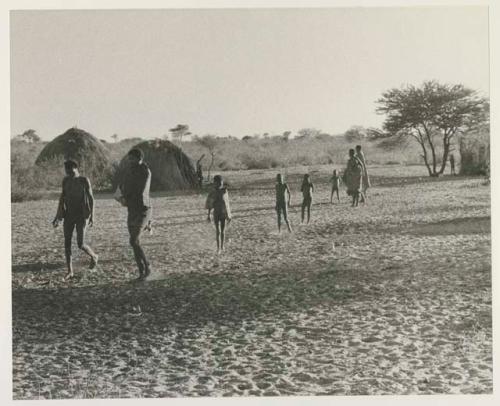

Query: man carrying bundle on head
[[120, 148, 153, 281]]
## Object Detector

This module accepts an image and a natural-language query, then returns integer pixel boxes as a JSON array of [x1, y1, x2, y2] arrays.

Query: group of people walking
[[52, 145, 370, 280]]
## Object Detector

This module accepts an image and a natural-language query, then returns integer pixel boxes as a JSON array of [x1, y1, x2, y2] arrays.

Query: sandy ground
[[11, 164, 492, 399]]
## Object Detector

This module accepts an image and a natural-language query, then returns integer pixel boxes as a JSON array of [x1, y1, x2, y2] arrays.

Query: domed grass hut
[[35, 127, 112, 188], [458, 129, 490, 176], [115, 139, 198, 191]]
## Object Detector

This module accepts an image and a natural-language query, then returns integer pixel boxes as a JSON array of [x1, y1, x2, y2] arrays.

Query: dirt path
[[11, 167, 492, 398]]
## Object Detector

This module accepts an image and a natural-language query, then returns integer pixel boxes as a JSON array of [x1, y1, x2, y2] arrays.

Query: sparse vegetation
[[11, 79, 489, 203], [376, 81, 489, 177]]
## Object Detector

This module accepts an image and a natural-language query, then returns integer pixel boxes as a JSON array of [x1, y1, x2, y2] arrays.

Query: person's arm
[[224, 190, 232, 220], [286, 184, 291, 206], [86, 178, 95, 226], [53, 179, 65, 225], [205, 191, 214, 222], [311, 183, 314, 193], [138, 166, 150, 194]]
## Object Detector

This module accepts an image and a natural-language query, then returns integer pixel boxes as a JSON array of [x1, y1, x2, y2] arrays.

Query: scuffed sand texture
[[11, 165, 491, 398]]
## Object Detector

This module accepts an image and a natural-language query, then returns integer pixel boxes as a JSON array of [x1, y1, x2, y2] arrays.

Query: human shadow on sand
[[12, 262, 63, 274], [12, 262, 353, 342]]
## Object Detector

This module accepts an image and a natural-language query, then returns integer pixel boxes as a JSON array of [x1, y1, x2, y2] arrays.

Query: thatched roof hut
[[459, 129, 490, 176], [115, 139, 197, 191], [35, 127, 112, 186]]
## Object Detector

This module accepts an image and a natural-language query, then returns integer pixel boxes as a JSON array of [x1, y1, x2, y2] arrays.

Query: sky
[[10, 6, 490, 141]]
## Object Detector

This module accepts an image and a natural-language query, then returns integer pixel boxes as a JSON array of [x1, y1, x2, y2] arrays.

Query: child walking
[[300, 174, 314, 224], [206, 175, 232, 253], [275, 174, 293, 233], [330, 169, 341, 203]]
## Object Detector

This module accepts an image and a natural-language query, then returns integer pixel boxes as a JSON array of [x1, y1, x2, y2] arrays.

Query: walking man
[[53, 160, 98, 279], [120, 148, 152, 280]]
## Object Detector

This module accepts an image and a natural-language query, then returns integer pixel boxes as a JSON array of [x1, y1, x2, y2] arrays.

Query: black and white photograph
[[2, 0, 498, 403]]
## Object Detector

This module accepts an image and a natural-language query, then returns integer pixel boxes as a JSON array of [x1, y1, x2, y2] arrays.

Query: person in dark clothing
[[449, 153, 456, 175], [120, 148, 152, 280], [52, 160, 98, 279]]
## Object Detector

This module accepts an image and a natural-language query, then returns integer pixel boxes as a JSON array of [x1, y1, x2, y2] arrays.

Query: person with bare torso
[[52, 160, 98, 279], [206, 175, 232, 253], [300, 174, 314, 224], [275, 174, 292, 233], [330, 169, 341, 203], [120, 148, 153, 281]]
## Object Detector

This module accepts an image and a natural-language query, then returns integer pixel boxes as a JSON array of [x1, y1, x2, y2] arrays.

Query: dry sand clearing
[[11, 165, 492, 399]]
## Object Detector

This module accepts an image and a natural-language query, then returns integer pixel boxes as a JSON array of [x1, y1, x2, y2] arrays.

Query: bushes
[[11, 129, 431, 201], [240, 153, 280, 170]]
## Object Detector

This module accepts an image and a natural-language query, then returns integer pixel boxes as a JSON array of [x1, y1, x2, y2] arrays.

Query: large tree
[[376, 81, 489, 177], [297, 128, 321, 139], [169, 124, 190, 144], [14, 129, 40, 143]]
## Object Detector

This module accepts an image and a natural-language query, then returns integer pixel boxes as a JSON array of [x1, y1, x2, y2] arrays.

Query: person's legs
[[129, 225, 145, 277], [330, 188, 334, 203], [76, 220, 98, 268], [283, 205, 292, 232], [307, 201, 311, 223], [336, 189, 340, 202], [301, 200, 306, 223], [359, 188, 365, 203], [63, 220, 76, 278], [276, 206, 282, 233], [215, 220, 221, 252], [129, 209, 151, 278], [220, 219, 226, 251]]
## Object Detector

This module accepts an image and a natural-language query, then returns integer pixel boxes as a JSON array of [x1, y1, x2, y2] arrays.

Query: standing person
[[196, 155, 205, 189], [330, 169, 341, 203], [300, 174, 314, 224], [120, 148, 152, 281], [355, 145, 371, 201], [344, 149, 364, 207], [275, 174, 293, 233], [449, 153, 456, 175], [206, 175, 232, 253], [52, 160, 98, 280]]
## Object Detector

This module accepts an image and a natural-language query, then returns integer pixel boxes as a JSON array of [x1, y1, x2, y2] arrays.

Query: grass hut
[[35, 127, 112, 188], [459, 129, 490, 176], [115, 139, 198, 191]]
